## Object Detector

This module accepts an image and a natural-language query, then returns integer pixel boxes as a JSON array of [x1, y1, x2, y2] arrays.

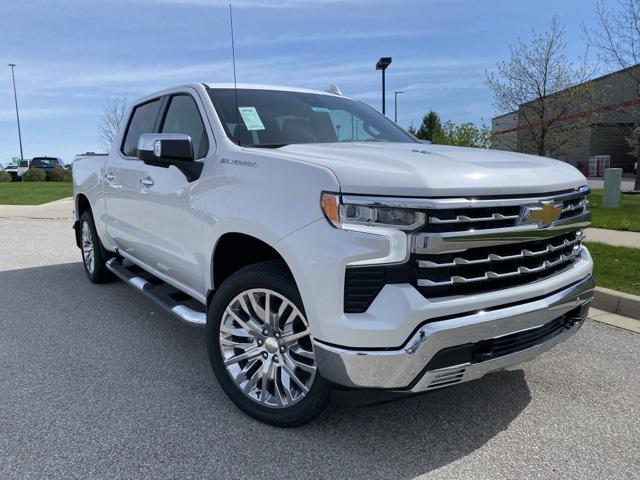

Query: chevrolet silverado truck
[[73, 83, 594, 427]]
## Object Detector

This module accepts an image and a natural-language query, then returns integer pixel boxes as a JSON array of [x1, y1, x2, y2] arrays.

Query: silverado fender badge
[[221, 158, 258, 168]]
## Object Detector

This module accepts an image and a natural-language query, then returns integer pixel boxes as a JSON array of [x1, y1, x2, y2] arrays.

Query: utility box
[[602, 168, 623, 208]]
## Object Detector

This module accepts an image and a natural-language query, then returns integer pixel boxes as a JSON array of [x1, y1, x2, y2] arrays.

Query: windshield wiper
[[245, 143, 289, 149]]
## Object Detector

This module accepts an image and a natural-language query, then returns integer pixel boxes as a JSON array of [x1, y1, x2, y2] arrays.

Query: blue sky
[[1, 0, 603, 164]]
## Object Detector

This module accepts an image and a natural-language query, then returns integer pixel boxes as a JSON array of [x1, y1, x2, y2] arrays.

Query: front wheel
[[206, 261, 330, 427]]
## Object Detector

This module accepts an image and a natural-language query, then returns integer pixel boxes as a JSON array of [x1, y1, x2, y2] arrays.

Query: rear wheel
[[206, 261, 330, 427], [79, 210, 114, 283]]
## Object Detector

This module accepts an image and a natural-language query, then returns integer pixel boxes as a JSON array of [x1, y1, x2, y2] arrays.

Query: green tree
[[486, 16, 596, 157], [440, 121, 492, 148], [415, 111, 444, 142]]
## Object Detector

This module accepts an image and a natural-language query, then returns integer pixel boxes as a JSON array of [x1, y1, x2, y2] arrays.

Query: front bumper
[[313, 275, 594, 393]]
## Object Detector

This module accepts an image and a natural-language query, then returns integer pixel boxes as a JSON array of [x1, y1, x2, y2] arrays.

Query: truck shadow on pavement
[[1, 262, 532, 480]]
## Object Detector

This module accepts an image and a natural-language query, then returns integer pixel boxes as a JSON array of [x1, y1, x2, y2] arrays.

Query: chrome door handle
[[139, 177, 154, 187], [104, 172, 115, 181]]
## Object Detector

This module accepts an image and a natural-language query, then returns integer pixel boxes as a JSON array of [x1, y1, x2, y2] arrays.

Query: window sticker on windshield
[[238, 106, 265, 131], [311, 106, 330, 113]]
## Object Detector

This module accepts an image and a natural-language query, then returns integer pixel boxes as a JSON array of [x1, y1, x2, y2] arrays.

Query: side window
[[121, 99, 162, 157], [160, 95, 209, 159]]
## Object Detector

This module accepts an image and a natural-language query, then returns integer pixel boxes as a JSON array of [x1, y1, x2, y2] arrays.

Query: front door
[[133, 92, 212, 296]]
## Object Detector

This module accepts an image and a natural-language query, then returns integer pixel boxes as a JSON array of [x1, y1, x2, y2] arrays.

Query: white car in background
[[17, 160, 30, 177], [4, 160, 31, 180], [4, 163, 19, 180]]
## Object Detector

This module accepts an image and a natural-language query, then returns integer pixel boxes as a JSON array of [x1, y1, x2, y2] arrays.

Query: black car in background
[[29, 157, 64, 179]]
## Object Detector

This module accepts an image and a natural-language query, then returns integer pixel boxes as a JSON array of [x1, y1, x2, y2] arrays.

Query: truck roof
[[135, 83, 349, 106], [203, 83, 345, 97]]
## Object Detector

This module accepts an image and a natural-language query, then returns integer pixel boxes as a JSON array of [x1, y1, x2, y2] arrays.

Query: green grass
[[585, 241, 640, 296], [0, 182, 72, 205], [587, 189, 640, 232]]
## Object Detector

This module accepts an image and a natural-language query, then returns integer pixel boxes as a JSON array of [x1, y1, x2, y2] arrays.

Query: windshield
[[207, 88, 417, 147]]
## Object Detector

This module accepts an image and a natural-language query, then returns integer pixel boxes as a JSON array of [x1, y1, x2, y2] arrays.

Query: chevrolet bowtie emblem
[[522, 201, 563, 227]]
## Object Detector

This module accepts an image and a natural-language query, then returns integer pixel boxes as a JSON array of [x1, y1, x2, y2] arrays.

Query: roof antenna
[[229, 3, 241, 146]]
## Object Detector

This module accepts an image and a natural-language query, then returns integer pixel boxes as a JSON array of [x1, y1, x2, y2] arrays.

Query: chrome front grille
[[423, 189, 588, 232], [342, 186, 590, 312], [415, 231, 583, 294], [417, 231, 583, 270], [412, 186, 589, 298]]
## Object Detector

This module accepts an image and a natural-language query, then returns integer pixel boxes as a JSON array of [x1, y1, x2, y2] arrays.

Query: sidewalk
[[589, 307, 640, 334], [585, 227, 640, 248], [587, 177, 636, 192], [0, 197, 73, 221]]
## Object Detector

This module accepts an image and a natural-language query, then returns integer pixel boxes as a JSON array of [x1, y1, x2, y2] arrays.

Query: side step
[[106, 257, 207, 327]]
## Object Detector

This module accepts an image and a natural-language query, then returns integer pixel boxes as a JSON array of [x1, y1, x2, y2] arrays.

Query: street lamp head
[[376, 57, 392, 71], [8, 63, 16, 68]]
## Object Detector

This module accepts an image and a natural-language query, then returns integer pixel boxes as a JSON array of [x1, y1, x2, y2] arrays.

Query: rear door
[[103, 97, 163, 257], [133, 91, 211, 294]]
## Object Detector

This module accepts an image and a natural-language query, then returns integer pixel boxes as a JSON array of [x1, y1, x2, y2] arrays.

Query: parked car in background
[[4, 163, 18, 180], [3, 161, 29, 181], [29, 157, 64, 179], [17, 160, 30, 178]]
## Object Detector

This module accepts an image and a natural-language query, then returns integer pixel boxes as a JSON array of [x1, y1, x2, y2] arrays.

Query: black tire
[[79, 210, 114, 283], [206, 260, 330, 427]]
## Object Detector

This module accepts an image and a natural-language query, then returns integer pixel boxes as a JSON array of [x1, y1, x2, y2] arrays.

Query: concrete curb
[[592, 286, 640, 320]]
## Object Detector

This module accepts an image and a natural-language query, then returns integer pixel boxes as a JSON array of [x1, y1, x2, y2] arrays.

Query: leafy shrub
[[47, 169, 72, 182], [0, 171, 11, 182], [620, 218, 632, 231], [21, 168, 47, 182]]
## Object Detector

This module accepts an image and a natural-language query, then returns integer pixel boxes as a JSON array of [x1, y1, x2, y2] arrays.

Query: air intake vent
[[426, 368, 466, 389], [344, 268, 386, 313]]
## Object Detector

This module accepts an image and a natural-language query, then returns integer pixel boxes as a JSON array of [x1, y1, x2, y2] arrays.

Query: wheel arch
[[74, 193, 92, 248], [210, 232, 296, 299]]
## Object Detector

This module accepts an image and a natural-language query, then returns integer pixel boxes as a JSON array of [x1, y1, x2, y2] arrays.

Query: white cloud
[[0, 107, 94, 123], [237, 29, 424, 46]]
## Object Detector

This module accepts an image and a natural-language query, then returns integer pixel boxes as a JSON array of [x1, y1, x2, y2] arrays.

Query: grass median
[[587, 189, 640, 232], [0, 182, 72, 205], [585, 241, 640, 296]]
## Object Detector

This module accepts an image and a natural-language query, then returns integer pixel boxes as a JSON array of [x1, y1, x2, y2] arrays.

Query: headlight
[[321, 193, 425, 230]]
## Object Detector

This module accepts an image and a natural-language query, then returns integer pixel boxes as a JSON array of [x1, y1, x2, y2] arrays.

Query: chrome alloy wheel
[[81, 220, 95, 274], [219, 288, 317, 408]]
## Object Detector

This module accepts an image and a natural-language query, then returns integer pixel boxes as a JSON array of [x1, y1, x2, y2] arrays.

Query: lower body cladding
[[313, 275, 594, 394]]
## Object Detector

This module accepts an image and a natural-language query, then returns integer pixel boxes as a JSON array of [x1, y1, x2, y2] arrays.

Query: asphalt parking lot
[[1, 217, 639, 480]]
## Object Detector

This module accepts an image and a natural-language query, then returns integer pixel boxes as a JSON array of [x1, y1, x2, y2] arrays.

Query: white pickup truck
[[73, 83, 594, 427]]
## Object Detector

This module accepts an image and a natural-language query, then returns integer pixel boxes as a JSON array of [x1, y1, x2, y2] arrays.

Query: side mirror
[[137, 133, 194, 164], [137, 133, 203, 181]]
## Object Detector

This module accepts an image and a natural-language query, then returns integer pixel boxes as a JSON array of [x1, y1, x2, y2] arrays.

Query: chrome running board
[[106, 257, 206, 327]]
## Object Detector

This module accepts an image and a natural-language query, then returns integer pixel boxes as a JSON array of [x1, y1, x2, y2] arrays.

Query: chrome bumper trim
[[314, 275, 594, 392]]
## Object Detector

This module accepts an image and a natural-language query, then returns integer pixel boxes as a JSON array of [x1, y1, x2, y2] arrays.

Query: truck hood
[[273, 142, 586, 197]]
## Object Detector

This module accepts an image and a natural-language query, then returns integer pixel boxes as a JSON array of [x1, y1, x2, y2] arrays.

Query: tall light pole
[[8, 64, 24, 161], [375, 57, 392, 115], [394, 91, 404, 123]]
